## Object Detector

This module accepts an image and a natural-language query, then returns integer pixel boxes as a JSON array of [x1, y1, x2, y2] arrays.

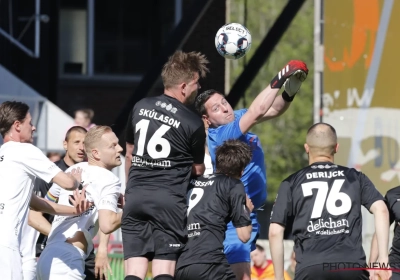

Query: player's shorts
[[84, 248, 96, 280], [37, 242, 86, 280], [223, 212, 259, 264], [122, 187, 187, 261], [389, 253, 400, 280], [0, 245, 23, 280], [175, 263, 236, 280], [295, 264, 369, 280], [22, 257, 37, 280]]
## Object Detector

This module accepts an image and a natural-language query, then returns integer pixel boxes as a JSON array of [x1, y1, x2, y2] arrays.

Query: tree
[[228, 0, 314, 201]]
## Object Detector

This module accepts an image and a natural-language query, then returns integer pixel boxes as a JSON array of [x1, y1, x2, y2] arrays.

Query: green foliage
[[229, 0, 314, 200]]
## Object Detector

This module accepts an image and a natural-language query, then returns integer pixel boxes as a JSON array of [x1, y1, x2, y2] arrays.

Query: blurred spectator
[[250, 244, 292, 280], [46, 152, 62, 162], [71, 109, 96, 131], [286, 251, 296, 279]]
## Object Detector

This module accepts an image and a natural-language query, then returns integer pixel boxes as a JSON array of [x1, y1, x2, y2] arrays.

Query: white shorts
[[0, 245, 23, 280], [36, 242, 86, 280], [23, 258, 37, 280]]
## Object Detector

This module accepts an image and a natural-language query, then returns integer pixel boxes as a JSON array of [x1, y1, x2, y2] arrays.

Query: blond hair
[[84, 125, 112, 153], [161, 51, 209, 89]]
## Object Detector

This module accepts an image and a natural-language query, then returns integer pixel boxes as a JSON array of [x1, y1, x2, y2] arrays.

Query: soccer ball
[[215, 23, 252, 60]]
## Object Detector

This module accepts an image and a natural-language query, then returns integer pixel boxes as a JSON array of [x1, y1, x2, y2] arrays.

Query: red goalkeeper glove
[[270, 60, 308, 89]]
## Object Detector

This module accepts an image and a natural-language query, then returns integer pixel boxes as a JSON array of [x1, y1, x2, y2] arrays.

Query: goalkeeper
[[194, 60, 308, 280]]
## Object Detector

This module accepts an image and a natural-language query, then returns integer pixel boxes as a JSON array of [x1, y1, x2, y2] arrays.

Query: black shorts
[[84, 248, 96, 280], [295, 264, 369, 280], [175, 263, 236, 280], [389, 253, 400, 280], [121, 187, 187, 261]]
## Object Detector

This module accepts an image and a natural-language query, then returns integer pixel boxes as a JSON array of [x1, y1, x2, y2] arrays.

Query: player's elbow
[[238, 232, 250, 243], [192, 163, 205, 176], [64, 180, 77, 191], [236, 226, 252, 243], [248, 106, 265, 121], [125, 152, 132, 162], [370, 200, 389, 217], [269, 223, 285, 240], [54, 172, 77, 191], [99, 223, 114, 235]]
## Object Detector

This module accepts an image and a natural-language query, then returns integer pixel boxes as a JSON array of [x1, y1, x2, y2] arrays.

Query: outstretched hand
[[69, 186, 93, 214], [283, 69, 308, 97], [270, 60, 308, 89]]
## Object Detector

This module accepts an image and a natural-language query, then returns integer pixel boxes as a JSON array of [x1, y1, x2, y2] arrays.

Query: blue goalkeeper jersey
[[207, 109, 267, 209]]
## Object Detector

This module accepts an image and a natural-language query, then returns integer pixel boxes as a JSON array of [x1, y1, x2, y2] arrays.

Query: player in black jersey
[[370, 186, 400, 280], [269, 123, 390, 280], [175, 139, 254, 280], [122, 51, 209, 280]]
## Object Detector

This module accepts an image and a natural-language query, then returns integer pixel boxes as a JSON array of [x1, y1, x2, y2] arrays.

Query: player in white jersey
[[37, 125, 124, 280], [0, 101, 85, 280]]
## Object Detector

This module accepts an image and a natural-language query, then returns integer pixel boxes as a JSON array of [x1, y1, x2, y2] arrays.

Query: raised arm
[[239, 61, 308, 134]]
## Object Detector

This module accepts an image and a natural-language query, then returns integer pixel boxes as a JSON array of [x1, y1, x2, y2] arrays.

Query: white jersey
[[0, 142, 61, 251], [20, 209, 40, 262], [21, 212, 39, 280], [204, 153, 214, 175], [47, 163, 121, 255]]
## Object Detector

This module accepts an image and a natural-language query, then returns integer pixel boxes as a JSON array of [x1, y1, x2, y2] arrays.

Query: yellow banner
[[323, 0, 400, 194]]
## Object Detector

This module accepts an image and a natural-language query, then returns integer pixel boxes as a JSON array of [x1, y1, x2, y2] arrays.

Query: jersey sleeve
[[191, 125, 206, 164], [97, 175, 122, 213], [384, 193, 396, 225], [229, 181, 252, 228], [360, 173, 384, 211], [20, 145, 62, 183], [125, 109, 135, 144], [214, 109, 248, 143], [270, 180, 293, 226], [46, 184, 62, 202], [33, 178, 52, 198]]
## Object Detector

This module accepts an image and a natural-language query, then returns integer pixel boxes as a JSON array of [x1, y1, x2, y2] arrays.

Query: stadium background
[[0, 0, 398, 278]]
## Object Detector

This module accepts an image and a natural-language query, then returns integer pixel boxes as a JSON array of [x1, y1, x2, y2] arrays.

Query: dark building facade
[[0, 0, 226, 137]]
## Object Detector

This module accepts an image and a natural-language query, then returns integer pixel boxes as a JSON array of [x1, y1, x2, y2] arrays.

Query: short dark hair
[[306, 122, 337, 156], [0, 101, 30, 137], [216, 139, 252, 178], [195, 89, 224, 116], [255, 244, 265, 251], [307, 122, 336, 135], [65, 126, 87, 141]]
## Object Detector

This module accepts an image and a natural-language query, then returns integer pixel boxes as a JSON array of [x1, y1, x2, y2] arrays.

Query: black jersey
[[176, 173, 251, 269], [270, 161, 384, 269], [384, 186, 400, 257], [125, 94, 206, 195]]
